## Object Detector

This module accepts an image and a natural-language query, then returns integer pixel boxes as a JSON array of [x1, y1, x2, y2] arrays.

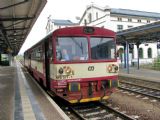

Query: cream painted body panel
[[31, 60, 43, 73], [50, 62, 118, 80], [25, 59, 30, 67]]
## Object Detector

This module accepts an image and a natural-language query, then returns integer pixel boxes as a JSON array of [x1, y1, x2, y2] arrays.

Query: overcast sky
[[19, 0, 160, 54]]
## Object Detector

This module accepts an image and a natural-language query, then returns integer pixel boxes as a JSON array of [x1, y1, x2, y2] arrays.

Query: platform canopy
[[116, 21, 160, 44], [0, 0, 47, 55]]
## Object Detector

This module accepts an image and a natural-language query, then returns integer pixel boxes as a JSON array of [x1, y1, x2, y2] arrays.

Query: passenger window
[[49, 39, 53, 60]]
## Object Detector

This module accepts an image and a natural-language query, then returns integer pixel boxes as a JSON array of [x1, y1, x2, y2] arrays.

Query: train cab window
[[56, 37, 89, 61], [90, 37, 116, 60]]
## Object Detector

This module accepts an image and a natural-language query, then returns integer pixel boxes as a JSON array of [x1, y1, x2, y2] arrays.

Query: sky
[[19, 0, 160, 54]]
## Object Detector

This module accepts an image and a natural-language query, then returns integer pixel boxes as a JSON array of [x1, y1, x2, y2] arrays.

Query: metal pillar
[[122, 43, 126, 68], [126, 41, 129, 74], [136, 42, 140, 70]]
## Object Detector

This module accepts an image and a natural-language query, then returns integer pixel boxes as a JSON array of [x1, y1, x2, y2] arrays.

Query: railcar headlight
[[58, 67, 63, 74], [58, 66, 74, 75], [107, 65, 112, 72], [65, 66, 72, 75], [107, 64, 119, 73], [114, 66, 119, 71]]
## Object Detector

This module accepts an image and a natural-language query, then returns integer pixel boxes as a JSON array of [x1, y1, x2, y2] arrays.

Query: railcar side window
[[90, 37, 116, 60], [48, 40, 53, 60], [56, 37, 88, 61]]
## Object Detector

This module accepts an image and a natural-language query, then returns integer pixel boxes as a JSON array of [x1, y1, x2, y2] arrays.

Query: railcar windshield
[[56, 37, 89, 61], [90, 37, 116, 60]]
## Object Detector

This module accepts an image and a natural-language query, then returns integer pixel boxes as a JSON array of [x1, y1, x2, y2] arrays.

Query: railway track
[[23, 69, 136, 120], [119, 81, 160, 100], [119, 77, 160, 90], [68, 102, 136, 120], [20, 63, 137, 120]]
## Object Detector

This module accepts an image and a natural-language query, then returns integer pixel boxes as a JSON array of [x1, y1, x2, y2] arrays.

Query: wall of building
[[80, 7, 108, 26], [79, 5, 160, 64], [46, 4, 160, 64]]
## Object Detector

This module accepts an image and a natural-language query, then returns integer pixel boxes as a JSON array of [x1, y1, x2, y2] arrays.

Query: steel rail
[[119, 83, 160, 100], [69, 106, 86, 120], [120, 81, 160, 91], [69, 102, 136, 120], [98, 102, 136, 120], [20, 62, 138, 120]]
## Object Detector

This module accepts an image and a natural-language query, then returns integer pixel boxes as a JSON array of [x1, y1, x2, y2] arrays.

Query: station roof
[[111, 8, 160, 19], [0, 0, 47, 55], [52, 19, 77, 26], [116, 21, 160, 44]]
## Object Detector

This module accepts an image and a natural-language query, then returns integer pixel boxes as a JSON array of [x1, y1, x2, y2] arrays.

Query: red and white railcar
[[24, 26, 119, 103]]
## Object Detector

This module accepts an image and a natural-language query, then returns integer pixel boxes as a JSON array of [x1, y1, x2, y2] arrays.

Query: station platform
[[119, 67, 160, 83], [0, 61, 70, 120]]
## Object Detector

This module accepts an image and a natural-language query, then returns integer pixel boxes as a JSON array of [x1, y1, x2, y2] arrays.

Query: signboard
[[0, 54, 9, 66], [1, 54, 9, 61]]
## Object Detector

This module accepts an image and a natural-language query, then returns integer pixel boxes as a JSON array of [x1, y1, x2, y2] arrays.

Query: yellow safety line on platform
[[17, 62, 36, 120], [26, 65, 71, 120]]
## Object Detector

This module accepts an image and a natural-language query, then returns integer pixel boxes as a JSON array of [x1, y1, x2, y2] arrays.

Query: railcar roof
[[53, 26, 115, 36]]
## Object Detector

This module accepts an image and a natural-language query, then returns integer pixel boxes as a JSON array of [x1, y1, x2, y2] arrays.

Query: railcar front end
[[50, 62, 118, 103], [50, 27, 119, 103]]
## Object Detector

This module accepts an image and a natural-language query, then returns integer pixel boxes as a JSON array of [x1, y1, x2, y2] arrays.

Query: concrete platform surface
[[0, 61, 70, 120], [119, 67, 160, 82]]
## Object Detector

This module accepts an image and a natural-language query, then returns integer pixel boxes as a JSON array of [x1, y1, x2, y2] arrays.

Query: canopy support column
[[122, 43, 126, 68], [136, 42, 140, 70], [126, 41, 129, 74]]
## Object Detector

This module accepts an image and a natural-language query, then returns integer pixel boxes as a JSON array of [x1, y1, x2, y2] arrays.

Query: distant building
[[79, 4, 160, 65], [46, 4, 160, 65], [79, 4, 160, 28], [46, 17, 78, 34]]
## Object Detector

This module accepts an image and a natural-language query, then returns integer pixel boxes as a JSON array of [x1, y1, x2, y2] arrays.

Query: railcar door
[[44, 38, 51, 90], [28, 53, 31, 69]]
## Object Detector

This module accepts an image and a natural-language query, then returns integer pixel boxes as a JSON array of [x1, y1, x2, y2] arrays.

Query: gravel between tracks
[[107, 90, 160, 120]]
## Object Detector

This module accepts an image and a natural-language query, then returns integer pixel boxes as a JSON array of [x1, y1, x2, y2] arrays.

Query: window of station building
[[117, 48, 124, 59], [96, 12, 98, 19], [88, 13, 92, 23], [128, 18, 132, 22], [138, 48, 143, 58], [84, 19, 87, 25], [117, 17, 122, 21], [148, 48, 152, 58], [137, 19, 141, 23], [128, 25, 133, 29], [117, 25, 123, 31], [147, 20, 150, 23]]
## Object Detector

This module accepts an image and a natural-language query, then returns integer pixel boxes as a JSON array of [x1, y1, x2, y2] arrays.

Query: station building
[[46, 16, 78, 34], [46, 4, 160, 65]]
